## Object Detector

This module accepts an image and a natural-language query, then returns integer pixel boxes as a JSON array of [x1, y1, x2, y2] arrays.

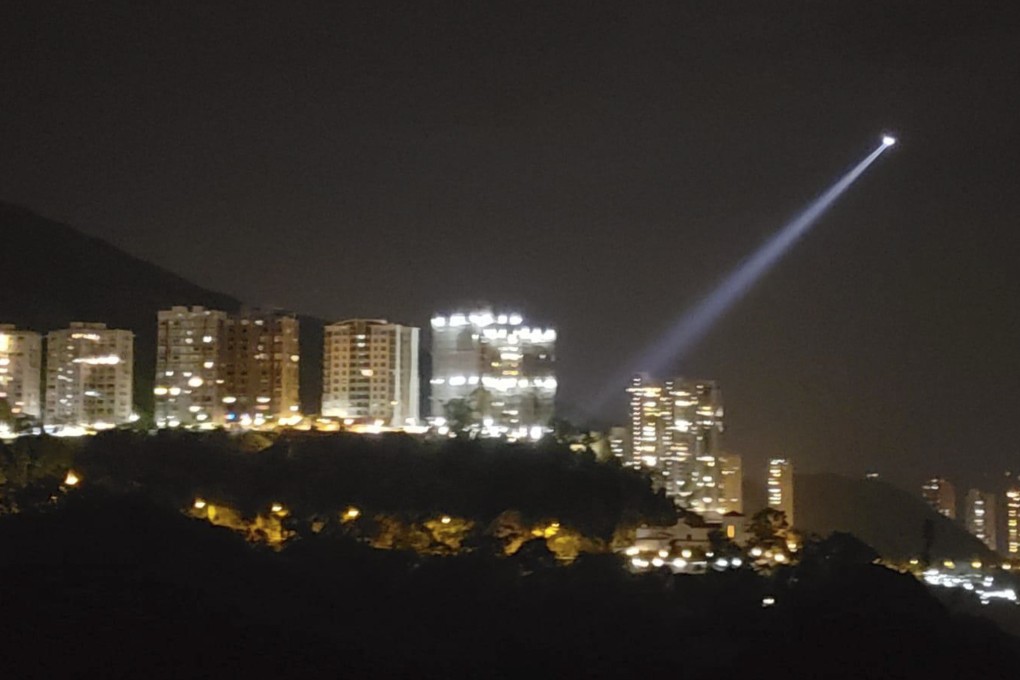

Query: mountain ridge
[[0, 201, 323, 413]]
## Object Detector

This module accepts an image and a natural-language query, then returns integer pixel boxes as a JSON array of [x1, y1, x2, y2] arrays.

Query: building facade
[[322, 319, 420, 426], [921, 477, 957, 520], [430, 309, 556, 438], [718, 453, 743, 515], [155, 308, 300, 428], [221, 310, 300, 426], [965, 489, 997, 552], [767, 458, 795, 528], [1006, 488, 1020, 556], [0, 324, 42, 420], [626, 375, 726, 514], [154, 306, 229, 428], [45, 323, 134, 428]]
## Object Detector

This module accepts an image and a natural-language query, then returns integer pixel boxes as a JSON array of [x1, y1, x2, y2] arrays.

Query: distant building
[[767, 458, 795, 527], [154, 308, 300, 428], [718, 453, 743, 515], [322, 319, 420, 427], [965, 489, 997, 552], [921, 477, 957, 520], [45, 322, 133, 428], [0, 324, 42, 420], [1006, 488, 1020, 556], [608, 425, 630, 463], [154, 306, 229, 428], [222, 310, 300, 425], [430, 309, 555, 438], [626, 374, 726, 514]]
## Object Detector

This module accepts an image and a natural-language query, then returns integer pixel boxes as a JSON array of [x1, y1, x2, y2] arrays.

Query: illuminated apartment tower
[[921, 477, 957, 520], [222, 310, 300, 425], [1007, 489, 1020, 556], [45, 323, 133, 428], [154, 307, 229, 428], [767, 458, 795, 527], [965, 489, 997, 552], [626, 375, 726, 513], [718, 453, 743, 515], [322, 319, 420, 427], [0, 325, 42, 420], [430, 310, 556, 438]]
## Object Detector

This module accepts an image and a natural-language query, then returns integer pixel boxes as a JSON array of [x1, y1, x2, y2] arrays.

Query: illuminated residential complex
[[155, 307, 229, 427], [322, 319, 420, 427], [430, 309, 556, 438], [45, 323, 134, 428], [1006, 488, 1020, 555], [965, 489, 997, 552], [767, 458, 794, 527], [921, 477, 957, 520], [626, 375, 728, 514], [154, 308, 300, 428], [0, 325, 42, 420]]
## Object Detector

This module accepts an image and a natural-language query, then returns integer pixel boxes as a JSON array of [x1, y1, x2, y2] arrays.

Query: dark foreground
[[2, 492, 1018, 679]]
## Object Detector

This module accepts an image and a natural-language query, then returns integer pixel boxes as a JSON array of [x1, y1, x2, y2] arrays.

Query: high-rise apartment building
[[965, 489, 997, 552], [154, 308, 300, 428], [45, 323, 134, 428], [767, 458, 795, 527], [921, 477, 957, 520], [430, 309, 555, 438], [1005, 488, 1020, 556], [0, 325, 42, 420], [222, 310, 300, 425], [322, 319, 420, 426], [625, 375, 726, 513], [719, 453, 743, 515], [154, 306, 229, 428]]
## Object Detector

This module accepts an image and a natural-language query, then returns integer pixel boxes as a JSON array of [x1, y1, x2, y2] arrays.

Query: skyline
[[3, 2, 1020, 491]]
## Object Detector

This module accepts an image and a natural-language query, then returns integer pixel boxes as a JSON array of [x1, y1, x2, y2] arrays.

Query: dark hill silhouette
[[0, 202, 324, 413], [795, 473, 995, 561]]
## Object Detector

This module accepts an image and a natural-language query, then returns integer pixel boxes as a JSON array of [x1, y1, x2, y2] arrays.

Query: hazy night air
[[2, 2, 1019, 490], [597, 134, 898, 411], [3, 3, 1020, 677]]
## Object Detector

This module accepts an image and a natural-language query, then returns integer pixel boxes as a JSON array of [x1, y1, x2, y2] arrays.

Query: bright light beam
[[594, 137, 895, 409]]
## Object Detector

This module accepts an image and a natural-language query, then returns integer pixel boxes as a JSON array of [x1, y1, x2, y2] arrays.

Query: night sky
[[3, 1, 1018, 489]]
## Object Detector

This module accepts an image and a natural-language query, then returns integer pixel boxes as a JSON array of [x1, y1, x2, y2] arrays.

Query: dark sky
[[3, 1, 1019, 490]]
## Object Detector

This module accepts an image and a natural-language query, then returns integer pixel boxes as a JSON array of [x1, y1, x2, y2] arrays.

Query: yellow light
[[774, 553, 787, 563], [63, 470, 80, 487], [440, 515, 452, 525], [344, 507, 361, 520], [1003, 563, 1013, 571], [625, 546, 639, 556], [681, 549, 692, 559], [943, 560, 955, 569], [193, 498, 207, 509], [971, 560, 983, 569]]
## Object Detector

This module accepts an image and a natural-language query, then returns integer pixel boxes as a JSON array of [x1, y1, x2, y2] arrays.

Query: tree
[[443, 398, 475, 435], [749, 507, 789, 548]]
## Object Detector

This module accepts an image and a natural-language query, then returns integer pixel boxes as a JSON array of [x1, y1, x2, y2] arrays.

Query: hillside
[[0, 202, 323, 414], [795, 473, 995, 562]]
